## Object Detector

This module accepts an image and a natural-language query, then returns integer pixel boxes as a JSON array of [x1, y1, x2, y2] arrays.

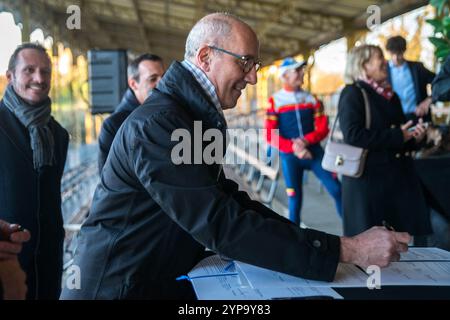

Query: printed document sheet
[[187, 248, 450, 300]]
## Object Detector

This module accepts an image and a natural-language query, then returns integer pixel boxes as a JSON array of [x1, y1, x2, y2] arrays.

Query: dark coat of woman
[[0, 102, 69, 299], [338, 80, 431, 237]]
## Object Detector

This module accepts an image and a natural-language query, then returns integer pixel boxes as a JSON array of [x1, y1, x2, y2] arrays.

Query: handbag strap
[[329, 82, 371, 142]]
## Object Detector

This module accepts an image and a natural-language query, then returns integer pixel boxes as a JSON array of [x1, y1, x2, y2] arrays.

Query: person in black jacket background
[[386, 36, 435, 123], [61, 14, 410, 300], [97, 53, 165, 172], [339, 44, 431, 238], [0, 43, 69, 299], [432, 55, 450, 102]]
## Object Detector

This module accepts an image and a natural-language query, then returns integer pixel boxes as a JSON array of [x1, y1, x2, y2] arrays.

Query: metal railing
[[61, 159, 99, 270], [225, 110, 281, 207]]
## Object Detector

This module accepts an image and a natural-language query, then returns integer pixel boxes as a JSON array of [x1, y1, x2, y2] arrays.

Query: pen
[[382, 220, 395, 231], [224, 261, 234, 272], [176, 272, 238, 281]]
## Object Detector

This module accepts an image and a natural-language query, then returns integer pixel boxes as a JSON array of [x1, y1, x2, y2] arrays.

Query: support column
[[19, 0, 30, 42], [299, 48, 315, 92]]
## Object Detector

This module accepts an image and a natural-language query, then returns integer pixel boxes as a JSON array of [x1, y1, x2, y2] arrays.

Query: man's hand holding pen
[[339, 226, 411, 269]]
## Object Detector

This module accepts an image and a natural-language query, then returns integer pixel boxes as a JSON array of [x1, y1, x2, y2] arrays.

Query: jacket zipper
[[294, 92, 304, 138]]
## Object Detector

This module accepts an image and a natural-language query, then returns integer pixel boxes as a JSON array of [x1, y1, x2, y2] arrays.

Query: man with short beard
[[0, 43, 69, 299]]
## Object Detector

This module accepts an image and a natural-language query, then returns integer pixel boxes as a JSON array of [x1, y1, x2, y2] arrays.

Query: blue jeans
[[280, 145, 342, 225]]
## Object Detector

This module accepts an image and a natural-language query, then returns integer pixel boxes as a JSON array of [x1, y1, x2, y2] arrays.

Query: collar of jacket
[[116, 88, 140, 113], [155, 61, 226, 132]]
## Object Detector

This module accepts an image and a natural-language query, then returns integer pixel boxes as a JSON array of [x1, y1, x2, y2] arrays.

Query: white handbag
[[321, 85, 370, 178]]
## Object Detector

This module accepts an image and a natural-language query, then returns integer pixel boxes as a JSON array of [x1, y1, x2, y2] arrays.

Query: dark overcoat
[[0, 101, 69, 299], [338, 81, 431, 237]]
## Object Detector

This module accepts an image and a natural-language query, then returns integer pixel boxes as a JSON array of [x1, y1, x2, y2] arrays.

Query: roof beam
[[19, 0, 31, 41], [131, 0, 152, 51], [282, 11, 347, 34], [194, 0, 206, 21], [105, 0, 119, 18], [3, 0, 430, 67], [306, 0, 428, 49], [254, 0, 346, 44], [36, 0, 118, 49], [352, 0, 429, 28]]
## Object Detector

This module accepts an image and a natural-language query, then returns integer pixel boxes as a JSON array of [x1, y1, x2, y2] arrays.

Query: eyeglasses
[[208, 45, 262, 73]]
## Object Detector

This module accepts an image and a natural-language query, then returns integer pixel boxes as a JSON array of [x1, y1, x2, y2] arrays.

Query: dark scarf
[[3, 84, 55, 169]]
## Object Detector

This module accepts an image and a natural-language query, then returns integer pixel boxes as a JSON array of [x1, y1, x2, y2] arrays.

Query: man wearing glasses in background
[[62, 13, 410, 300]]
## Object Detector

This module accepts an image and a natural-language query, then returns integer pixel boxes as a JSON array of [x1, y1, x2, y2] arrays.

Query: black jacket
[[61, 61, 341, 300], [338, 81, 431, 237], [0, 101, 69, 299], [432, 55, 450, 102], [97, 88, 140, 172], [387, 60, 435, 121]]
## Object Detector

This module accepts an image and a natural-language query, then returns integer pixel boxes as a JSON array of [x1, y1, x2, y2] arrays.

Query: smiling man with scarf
[[0, 43, 69, 299]]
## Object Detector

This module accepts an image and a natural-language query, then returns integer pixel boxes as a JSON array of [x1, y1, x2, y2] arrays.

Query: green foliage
[[431, 0, 449, 15], [427, 0, 450, 61]]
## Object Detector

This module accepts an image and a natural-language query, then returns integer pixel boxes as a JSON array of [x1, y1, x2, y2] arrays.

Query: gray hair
[[184, 13, 239, 60], [344, 44, 382, 84]]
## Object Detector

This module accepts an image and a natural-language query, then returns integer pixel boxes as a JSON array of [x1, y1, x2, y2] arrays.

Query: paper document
[[380, 261, 450, 286], [188, 254, 236, 278], [235, 248, 450, 289], [188, 255, 342, 300], [192, 275, 343, 300], [187, 248, 450, 299], [400, 247, 450, 261], [236, 261, 368, 288]]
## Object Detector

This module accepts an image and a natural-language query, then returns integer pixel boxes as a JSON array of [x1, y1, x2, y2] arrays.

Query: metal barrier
[[225, 110, 281, 207], [226, 108, 329, 196], [61, 160, 99, 269], [61, 161, 98, 222]]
